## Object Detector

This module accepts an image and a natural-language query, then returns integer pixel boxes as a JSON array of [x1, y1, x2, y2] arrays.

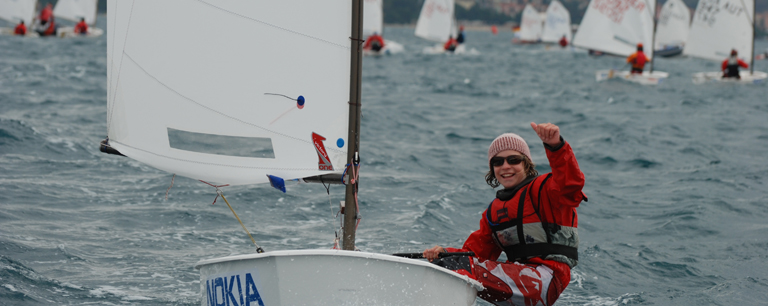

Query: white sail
[[363, 0, 383, 38], [0, 0, 37, 25], [655, 0, 690, 50], [572, 0, 656, 57], [414, 0, 456, 42], [684, 0, 753, 61], [106, 0, 351, 186], [541, 0, 571, 43], [518, 4, 543, 42], [53, 0, 99, 25]]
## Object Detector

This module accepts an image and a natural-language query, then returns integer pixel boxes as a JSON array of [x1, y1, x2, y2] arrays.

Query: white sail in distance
[[684, 0, 753, 61], [541, 0, 572, 43], [572, 0, 656, 57], [363, 0, 383, 38], [519, 4, 543, 42], [655, 0, 690, 50], [106, 0, 351, 186], [0, 0, 37, 25], [415, 0, 456, 42], [54, 0, 98, 25]]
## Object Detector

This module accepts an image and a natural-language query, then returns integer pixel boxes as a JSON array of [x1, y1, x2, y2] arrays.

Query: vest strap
[[503, 243, 578, 262]]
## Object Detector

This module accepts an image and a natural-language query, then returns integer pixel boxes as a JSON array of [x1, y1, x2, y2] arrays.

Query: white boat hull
[[195, 249, 482, 306], [596, 70, 669, 85], [363, 39, 404, 56], [691, 71, 768, 84], [421, 44, 479, 55], [56, 26, 104, 38], [0, 27, 39, 37]]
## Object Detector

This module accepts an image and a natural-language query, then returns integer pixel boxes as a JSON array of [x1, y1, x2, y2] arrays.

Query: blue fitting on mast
[[267, 175, 286, 193]]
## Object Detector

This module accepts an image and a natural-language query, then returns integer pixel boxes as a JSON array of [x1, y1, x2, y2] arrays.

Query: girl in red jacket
[[423, 122, 587, 306]]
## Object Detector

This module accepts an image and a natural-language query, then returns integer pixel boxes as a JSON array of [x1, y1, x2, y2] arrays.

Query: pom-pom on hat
[[488, 133, 532, 166]]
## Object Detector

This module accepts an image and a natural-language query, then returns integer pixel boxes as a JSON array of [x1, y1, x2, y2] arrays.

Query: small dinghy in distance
[[684, 0, 766, 84], [104, 1, 483, 305], [0, 0, 38, 37], [53, 0, 103, 37], [362, 0, 404, 56], [414, 0, 478, 55], [653, 0, 689, 58], [573, 0, 668, 85]]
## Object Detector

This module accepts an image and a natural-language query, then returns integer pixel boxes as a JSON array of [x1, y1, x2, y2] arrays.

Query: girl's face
[[492, 150, 527, 189]]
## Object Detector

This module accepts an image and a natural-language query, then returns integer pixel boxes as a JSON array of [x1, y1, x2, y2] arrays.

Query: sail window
[[167, 128, 275, 158]]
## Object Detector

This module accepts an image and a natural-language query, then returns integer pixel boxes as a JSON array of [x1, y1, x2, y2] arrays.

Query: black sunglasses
[[490, 155, 525, 167]]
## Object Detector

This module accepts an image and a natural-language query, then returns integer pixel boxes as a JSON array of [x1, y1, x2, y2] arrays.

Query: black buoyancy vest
[[486, 174, 579, 267]]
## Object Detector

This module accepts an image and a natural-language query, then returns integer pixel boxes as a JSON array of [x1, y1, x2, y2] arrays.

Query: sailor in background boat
[[14, 21, 27, 36], [444, 35, 458, 52], [558, 35, 568, 48], [33, 3, 57, 37], [457, 25, 465, 44], [423, 122, 586, 306], [626, 43, 648, 74], [363, 32, 385, 52], [74, 18, 89, 35], [722, 49, 749, 79]]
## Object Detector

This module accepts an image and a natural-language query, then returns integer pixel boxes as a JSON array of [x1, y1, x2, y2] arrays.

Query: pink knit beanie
[[487, 133, 531, 165]]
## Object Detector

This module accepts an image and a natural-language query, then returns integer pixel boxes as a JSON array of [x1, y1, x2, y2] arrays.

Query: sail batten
[[107, 0, 352, 186]]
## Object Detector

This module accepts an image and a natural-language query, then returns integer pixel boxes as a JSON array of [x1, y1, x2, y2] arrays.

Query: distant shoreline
[[385, 23, 515, 32]]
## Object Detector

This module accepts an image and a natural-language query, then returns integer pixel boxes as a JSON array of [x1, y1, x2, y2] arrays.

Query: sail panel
[[414, 0, 455, 42], [542, 0, 572, 43], [0, 0, 37, 25], [572, 0, 656, 57], [654, 0, 690, 50], [363, 0, 383, 38], [53, 0, 98, 25], [107, 0, 352, 186], [684, 0, 753, 61], [519, 4, 543, 42]]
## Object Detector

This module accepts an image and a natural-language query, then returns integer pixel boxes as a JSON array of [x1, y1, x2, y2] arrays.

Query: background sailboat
[[54, 0, 104, 37], [574, 0, 668, 85], [653, 0, 689, 57], [362, 0, 403, 56], [541, 0, 572, 46], [105, 0, 481, 305], [414, 0, 477, 54], [0, 0, 39, 37], [685, 0, 767, 84], [514, 4, 543, 44]]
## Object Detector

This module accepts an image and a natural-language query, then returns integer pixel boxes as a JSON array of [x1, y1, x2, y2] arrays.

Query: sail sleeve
[[106, 0, 352, 186], [684, 0, 753, 61]]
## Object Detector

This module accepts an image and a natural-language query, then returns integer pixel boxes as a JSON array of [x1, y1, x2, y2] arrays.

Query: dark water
[[2, 16, 768, 305]]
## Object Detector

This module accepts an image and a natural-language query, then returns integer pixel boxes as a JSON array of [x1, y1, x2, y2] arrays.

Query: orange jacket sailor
[[74, 18, 89, 35], [444, 35, 458, 52], [424, 122, 587, 306], [14, 21, 27, 35], [626, 43, 648, 74], [364, 32, 385, 52]]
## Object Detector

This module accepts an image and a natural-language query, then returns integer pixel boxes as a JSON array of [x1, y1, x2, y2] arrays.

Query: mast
[[750, 0, 755, 75], [650, 0, 658, 73], [343, 0, 364, 251]]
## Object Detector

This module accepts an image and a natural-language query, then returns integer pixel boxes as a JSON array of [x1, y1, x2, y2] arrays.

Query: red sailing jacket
[[721, 57, 748, 70], [74, 21, 89, 34], [445, 140, 586, 299], [444, 38, 458, 50], [15, 23, 27, 35], [364, 35, 385, 49], [627, 51, 647, 69]]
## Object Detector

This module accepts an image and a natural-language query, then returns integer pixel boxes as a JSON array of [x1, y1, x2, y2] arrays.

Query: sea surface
[[2, 16, 768, 306]]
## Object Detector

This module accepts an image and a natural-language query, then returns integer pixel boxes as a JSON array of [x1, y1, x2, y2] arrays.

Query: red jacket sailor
[[423, 122, 587, 306]]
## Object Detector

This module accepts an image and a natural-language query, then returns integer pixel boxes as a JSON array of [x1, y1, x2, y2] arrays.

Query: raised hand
[[530, 122, 562, 147]]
